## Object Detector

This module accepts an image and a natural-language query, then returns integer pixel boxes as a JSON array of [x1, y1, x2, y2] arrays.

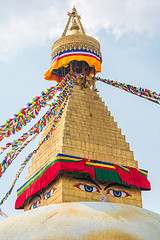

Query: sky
[[0, 0, 160, 220]]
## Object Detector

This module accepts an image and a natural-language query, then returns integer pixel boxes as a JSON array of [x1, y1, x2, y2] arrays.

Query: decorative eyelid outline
[[30, 199, 41, 210], [75, 183, 100, 193], [43, 187, 56, 199], [29, 194, 41, 204], [106, 188, 131, 197]]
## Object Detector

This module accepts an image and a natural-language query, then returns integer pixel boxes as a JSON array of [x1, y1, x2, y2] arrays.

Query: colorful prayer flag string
[[0, 74, 76, 210], [96, 77, 160, 105], [0, 134, 37, 178], [0, 74, 76, 178], [0, 75, 76, 142]]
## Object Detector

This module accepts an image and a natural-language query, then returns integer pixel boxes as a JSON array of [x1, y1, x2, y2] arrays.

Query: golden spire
[[62, 6, 86, 36], [51, 6, 102, 62], [44, 6, 102, 83]]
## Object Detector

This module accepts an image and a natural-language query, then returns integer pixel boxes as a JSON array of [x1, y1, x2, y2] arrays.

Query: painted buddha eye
[[76, 184, 99, 193], [44, 188, 55, 199], [107, 189, 131, 198], [30, 200, 41, 210]]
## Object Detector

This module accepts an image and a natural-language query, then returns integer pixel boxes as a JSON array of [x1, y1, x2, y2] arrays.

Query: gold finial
[[62, 6, 86, 37], [70, 19, 79, 30], [70, 19, 80, 35]]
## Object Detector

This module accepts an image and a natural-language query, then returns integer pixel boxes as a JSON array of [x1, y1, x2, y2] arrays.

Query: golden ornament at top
[[70, 19, 80, 33], [51, 6, 102, 61]]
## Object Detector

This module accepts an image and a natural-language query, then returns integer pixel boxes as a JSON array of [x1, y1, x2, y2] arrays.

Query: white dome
[[0, 202, 160, 240]]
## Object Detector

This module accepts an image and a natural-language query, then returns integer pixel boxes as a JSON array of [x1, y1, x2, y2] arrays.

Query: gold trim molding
[[51, 34, 102, 61]]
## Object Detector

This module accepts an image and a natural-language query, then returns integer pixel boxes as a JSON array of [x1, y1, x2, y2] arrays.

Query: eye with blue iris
[[44, 188, 55, 200], [30, 200, 41, 210], [76, 184, 99, 193], [107, 189, 130, 198]]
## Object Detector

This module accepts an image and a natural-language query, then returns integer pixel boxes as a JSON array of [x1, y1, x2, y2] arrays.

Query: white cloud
[[72, 0, 160, 38], [0, 0, 160, 61], [0, 1, 67, 61]]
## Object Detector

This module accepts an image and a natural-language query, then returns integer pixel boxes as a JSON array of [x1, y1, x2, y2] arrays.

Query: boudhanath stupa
[[0, 6, 160, 240]]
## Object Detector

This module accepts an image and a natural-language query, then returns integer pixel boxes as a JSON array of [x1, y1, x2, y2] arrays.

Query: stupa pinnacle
[[44, 6, 102, 89], [62, 6, 85, 36]]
